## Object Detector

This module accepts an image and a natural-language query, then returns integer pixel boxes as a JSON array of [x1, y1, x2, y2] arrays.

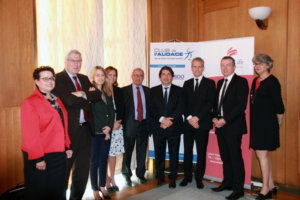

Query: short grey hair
[[191, 57, 205, 66], [65, 49, 82, 61], [132, 68, 144, 76], [252, 54, 273, 72]]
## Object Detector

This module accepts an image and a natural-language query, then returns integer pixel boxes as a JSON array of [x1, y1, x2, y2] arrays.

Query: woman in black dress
[[250, 54, 284, 200]]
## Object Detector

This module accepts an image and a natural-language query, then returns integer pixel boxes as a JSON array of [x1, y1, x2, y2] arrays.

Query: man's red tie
[[73, 76, 89, 122], [136, 87, 143, 122]]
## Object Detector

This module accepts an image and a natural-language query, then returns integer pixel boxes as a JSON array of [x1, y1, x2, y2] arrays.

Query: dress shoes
[[157, 178, 165, 186], [226, 191, 244, 200], [169, 180, 176, 189], [179, 178, 191, 186], [196, 180, 204, 189], [255, 191, 272, 200], [138, 177, 147, 184], [125, 177, 132, 186], [211, 185, 233, 192]]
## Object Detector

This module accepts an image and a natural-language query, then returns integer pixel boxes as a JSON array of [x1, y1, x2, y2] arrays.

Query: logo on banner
[[153, 48, 193, 60], [226, 47, 244, 69], [227, 47, 237, 56], [184, 49, 194, 60], [173, 74, 185, 80]]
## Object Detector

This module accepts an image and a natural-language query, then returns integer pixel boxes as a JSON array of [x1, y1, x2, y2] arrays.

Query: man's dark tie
[[164, 87, 168, 116], [218, 78, 228, 116], [136, 87, 143, 122], [195, 78, 199, 91], [73, 76, 89, 121]]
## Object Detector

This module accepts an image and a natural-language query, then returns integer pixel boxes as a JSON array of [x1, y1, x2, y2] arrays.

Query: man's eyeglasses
[[67, 59, 82, 63]]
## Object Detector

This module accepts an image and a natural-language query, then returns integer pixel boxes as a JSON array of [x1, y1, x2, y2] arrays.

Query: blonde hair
[[90, 66, 112, 98]]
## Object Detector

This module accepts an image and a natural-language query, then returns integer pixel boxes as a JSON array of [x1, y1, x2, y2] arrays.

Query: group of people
[[20, 49, 284, 200]]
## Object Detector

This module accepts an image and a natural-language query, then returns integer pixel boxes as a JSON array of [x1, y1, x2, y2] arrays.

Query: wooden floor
[[89, 173, 300, 200]]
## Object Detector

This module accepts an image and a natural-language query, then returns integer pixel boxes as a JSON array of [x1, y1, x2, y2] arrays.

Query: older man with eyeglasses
[[53, 49, 102, 200]]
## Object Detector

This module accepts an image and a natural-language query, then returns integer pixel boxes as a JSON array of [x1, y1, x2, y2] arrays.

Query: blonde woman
[[90, 66, 115, 200]]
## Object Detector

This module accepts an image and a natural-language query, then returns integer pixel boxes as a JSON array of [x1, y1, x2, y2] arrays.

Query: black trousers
[[216, 129, 245, 192], [66, 123, 91, 200], [23, 151, 66, 200], [90, 134, 111, 190], [122, 120, 148, 178], [183, 126, 209, 181], [153, 132, 180, 180]]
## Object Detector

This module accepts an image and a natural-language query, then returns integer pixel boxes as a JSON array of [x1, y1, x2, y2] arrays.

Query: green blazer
[[92, 92, 115, 134]]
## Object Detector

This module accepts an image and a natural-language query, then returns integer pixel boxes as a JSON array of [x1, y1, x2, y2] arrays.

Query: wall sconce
[[248, 6, 271, 30]]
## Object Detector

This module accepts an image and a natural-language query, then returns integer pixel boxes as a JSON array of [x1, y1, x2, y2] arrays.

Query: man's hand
[[161, 117, 174, 128], [214, 118, 226, 128], [188, 116, 199, 129], [71, 91, 86, 98], [89, 87, 96, 91]]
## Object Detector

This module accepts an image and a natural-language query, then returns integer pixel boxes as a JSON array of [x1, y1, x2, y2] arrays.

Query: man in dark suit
[[211, 56, 249, 200], [121, 68, 150, 186], [53, 49, 102, 200], [150, 66, 184, 189], [180, 57, 216, 189]]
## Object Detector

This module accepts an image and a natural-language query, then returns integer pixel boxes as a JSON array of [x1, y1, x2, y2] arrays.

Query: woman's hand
[[36, 161, 46, 170], [102, 126, 111, 140], [113, 120, 122, 130], [66, 150, 73, 159]]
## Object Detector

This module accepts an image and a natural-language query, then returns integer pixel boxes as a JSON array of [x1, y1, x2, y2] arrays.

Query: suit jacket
[[113, 85, 124, 121], [183, 77, 216, 131], [213, 74, 249, 134], [53, 70, 102, 137], [121, 84, 150, 136], [150, 84, 184, 136], [21, 89, 71, 160]]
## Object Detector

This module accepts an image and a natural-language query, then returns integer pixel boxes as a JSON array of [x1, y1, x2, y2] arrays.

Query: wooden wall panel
[[150, 0, 199, 42], [0, 0, 36, 108], [204, 0, 239, 13], [0, 108, 23, 193], [286, 0, 300, 186], [0, 0, 36, 194]]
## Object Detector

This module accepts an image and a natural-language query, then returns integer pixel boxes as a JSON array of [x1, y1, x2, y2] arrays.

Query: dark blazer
[[53, 70, 102, 136], [122, 84, 150, 136], [183, 77, 216, 131], [150, 84, 184, 136], [113, 85, 124, 121], [213, 73, 249, 134], [92, 92, 115, 134]]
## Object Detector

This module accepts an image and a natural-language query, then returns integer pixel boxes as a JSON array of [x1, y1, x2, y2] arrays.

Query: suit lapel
[[223, 74, 237, 101], [62, 70, 77, 91]]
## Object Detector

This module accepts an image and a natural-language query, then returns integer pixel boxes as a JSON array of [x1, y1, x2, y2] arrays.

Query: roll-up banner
[[149, 37, 254, 188]]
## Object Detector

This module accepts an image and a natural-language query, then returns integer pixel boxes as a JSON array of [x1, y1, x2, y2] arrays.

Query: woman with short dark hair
[[250, 54, 284, 200], [21, 66, 72, 200]]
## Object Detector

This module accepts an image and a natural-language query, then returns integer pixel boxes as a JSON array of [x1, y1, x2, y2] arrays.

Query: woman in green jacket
[[90, 66, 115, 200]]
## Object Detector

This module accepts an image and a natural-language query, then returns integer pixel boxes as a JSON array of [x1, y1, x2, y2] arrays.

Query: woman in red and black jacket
[[21, 66, 72, 200]]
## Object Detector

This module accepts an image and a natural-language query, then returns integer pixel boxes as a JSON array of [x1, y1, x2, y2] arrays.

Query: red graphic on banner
[[227, 47, 238, 56]]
